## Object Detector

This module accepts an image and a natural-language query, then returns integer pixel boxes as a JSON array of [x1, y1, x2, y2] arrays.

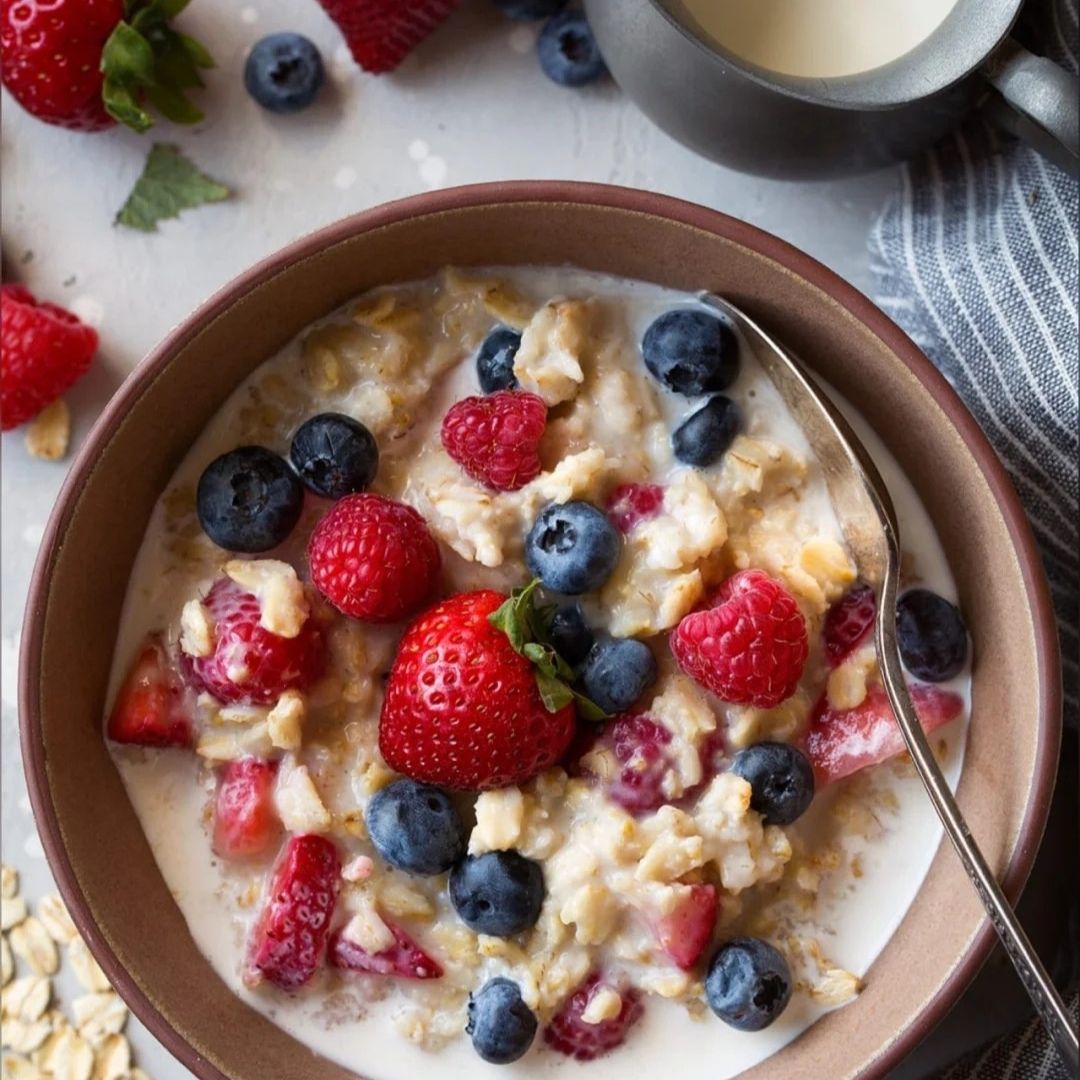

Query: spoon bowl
[[703, 293, 1079, 1073]]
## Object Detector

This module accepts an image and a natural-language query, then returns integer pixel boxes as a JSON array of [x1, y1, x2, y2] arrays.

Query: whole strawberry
[[379, 588, 578, 790], [308, 493, 441, 623], [315, 0, 461, 74], [1, 0, 211, 133], [441, 390, 547, 492], [672, 569, 808, 709], [1, 285, 97, 431]]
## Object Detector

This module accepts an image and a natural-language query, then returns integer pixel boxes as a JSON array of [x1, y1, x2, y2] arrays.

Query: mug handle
[[982, 38, 1079, 175]]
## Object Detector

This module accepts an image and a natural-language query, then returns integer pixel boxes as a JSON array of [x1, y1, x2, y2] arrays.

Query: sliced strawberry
[[246, 834, 341, 991], [329, 920, 442, 980], [213, 758, 280, 860], [805, 684, 963, 786], [544, 973, 644, 1061], [654, 884, 717, 970], [107, 636, 193, 748], [823, 583, 876, 666]]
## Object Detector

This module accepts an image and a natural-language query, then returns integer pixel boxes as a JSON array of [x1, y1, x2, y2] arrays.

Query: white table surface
[[0, 1, 902, 1076]]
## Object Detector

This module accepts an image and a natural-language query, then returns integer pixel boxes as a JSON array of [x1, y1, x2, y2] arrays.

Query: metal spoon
[[701, 294, 1079, 1071]]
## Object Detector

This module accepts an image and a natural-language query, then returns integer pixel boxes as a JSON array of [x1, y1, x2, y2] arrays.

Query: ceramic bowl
[[19, 182, 1061, 1080]]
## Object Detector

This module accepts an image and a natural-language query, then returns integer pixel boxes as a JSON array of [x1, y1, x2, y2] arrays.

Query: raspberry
[[672, 569, 808, 709], [1, 284, 97, 430], [246, 834, 340, 991], [440, 391, 546, 492], [185, 578, 325, 705], [544, 973, 644, 1060], [213, 757, 280, 860], [308, 493, 440, 623], [592, 714, 673, 815], [823, 582, 876, 666], [314, 0, 461, 74], [330, 920, 443, 980], [605, 482, 663, 533]]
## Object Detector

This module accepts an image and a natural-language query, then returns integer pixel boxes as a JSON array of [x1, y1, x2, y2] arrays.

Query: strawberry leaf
[[102, 0, 213, 134], [490, 580, 608, 722], [116, 144, 229, 232]]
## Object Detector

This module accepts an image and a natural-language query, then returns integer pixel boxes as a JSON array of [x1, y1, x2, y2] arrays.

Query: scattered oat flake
[[1, 896, 28, 931], [9, 918, 59, 976], [38, 1024, 94, 1080], [2, 1016, 52, 1054], [36, 896, 78, 946], [2, 1051, 41, 1079], [24, 399, 71, 461], [810, 966, 863, 1005], [2, 936, 13, 986], [2, 975, 52, 1022], [1, 865, 17, 900], [91, 1032, 130, 1080], [73, 992, 127, 1043], [67, 940, 111, 993]]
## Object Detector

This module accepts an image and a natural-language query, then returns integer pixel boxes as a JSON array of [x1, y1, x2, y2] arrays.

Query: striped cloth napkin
[[870, 1, 1078, 1075]]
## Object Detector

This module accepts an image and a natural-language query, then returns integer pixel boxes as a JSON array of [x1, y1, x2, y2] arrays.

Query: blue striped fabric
[[870, 0, 1079, 731]]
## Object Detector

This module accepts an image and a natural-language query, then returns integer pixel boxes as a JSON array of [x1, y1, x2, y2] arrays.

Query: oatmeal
[[105, 268, 971, 1078]]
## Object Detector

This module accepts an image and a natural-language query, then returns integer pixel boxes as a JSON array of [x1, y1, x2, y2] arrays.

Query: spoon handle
[[876, 562, 1078, 1072]]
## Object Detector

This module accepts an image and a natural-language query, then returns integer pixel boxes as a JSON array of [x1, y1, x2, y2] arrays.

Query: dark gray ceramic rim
[[19, 181, 1062, 1080], [653, 0, 1020, 109]]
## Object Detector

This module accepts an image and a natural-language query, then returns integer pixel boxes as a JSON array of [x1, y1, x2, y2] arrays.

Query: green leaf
[[101, 0, 212, 134], [535, 669, 574, 713], [489, 578, 608, 721], [102, 78, 153, 133], [115, 144, 229, 233], [570, 689, 608, 724], [102, 20, 156, 81], [177, 31, 215, 70], [145, 83, 204, 125]]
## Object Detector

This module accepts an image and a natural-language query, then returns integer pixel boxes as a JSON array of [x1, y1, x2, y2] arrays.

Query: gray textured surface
[[0, 1, 900, 1076]]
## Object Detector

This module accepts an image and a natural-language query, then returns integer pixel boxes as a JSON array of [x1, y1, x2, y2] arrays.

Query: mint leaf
[[489, 578, 608, 720], [116, 144, 229, 232]]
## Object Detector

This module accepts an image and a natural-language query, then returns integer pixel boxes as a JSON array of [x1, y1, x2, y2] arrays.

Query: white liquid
[[109, 269, 971, 1079], [677, 0, 960, 78]]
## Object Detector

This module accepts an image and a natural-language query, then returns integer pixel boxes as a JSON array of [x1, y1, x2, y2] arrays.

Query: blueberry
[[476, 327, 522, 393], [896, 589, 969, 682], [526, 502, 620, 594], [582, 638, 657, 715], [290, 412, 379, 499], [706, 938, 792, 1031], [537, 12, 607, 87], [730, 743, 814, 826], [365, 779, 466, 875], [196, 446, 303, 553], [494, 0, 567, 20], [244, 33, 324, 114], [450, 851, 544, 937], [467, 977, 538, 1064], [549, 604, 594, 667], [642, 309, 740, 397], [672, 396, 741, 467]]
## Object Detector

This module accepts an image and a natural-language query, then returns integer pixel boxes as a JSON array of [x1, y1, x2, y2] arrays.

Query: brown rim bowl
[[19, 182, 1061, 1080]]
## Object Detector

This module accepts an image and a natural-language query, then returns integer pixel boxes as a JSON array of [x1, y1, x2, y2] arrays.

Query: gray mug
[[583, 0, 1080, 178]]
